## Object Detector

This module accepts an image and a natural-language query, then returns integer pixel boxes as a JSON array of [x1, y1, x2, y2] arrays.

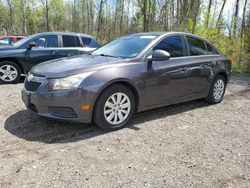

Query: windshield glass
[[13, 34, 36, 46], [92, 35, 158, 58]]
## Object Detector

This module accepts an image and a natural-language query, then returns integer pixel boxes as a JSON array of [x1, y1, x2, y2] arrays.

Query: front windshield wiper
[[99, 54, 120, 58]]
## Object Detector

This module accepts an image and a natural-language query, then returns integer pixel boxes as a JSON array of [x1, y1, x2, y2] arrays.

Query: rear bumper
[[21, 88, 93, 123]]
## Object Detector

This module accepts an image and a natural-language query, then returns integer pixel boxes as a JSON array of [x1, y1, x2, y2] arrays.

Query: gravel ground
[[0, 77, 250, 188]]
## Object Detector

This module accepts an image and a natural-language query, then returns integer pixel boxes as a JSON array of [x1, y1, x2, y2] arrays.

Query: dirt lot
[[0, 77, 250, 188]]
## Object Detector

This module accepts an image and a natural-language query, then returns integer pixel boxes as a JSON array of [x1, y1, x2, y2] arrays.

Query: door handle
[[205, 62, 215, 67], [51, 50, 59, 54], [179, 67, 188, 71]]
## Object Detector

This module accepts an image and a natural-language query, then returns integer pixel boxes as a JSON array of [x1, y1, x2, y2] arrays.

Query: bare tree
[[232, 0, 240, 36], [6, 0, 15, 33], [0, 8, 7, 35], [240, 0, 248, 39], [41, 0, 50, 31], [205, 0, 213, 28], [20, 0, 28, 35], [97, 0, 107, 40], [216, 0, 227, 32]]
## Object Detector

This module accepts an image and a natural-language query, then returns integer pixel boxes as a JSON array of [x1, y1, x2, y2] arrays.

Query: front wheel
[[93, 84, 135, 131], [206, 75, 226, 104], [0, 61, 21, 84]]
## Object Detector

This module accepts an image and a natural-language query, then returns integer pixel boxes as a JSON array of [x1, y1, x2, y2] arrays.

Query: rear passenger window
[[153, 35, 184, 57], [81, 37, 91, 46], [186, 36, 207, 56], [62, 35, 76, 47], [205, 42, 219, 55], [75, 37, 82, 47]]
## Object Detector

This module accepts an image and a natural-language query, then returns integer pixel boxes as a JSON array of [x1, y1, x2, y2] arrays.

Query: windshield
[[92, 35, 158, 58], [13, 34, 36, 47]]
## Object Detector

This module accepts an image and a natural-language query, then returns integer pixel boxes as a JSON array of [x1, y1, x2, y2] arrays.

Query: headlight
[[48, 72, 94, 91]]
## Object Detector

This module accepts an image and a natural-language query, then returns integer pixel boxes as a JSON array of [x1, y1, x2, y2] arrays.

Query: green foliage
[[194, 17, 249, 72]]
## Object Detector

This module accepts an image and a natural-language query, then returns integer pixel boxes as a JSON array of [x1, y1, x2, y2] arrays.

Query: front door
[[141, 35, 192, 108], [23, 35, 63, 71]]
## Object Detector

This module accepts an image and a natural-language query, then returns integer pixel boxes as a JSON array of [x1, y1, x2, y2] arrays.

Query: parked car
[[22, 32, 231, 131], [0, 32, 100, 83], [0, 35, 25, 46]]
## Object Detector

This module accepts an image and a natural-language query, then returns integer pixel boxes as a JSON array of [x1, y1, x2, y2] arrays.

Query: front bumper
[[21, 88, 93, 123]]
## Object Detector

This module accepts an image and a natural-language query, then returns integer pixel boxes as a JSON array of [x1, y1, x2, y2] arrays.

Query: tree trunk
[[97, 0, 107, 40], [0, 9, 7, 35], [205, 0, 213, 28], [7, 0, 15, 34], [216, 0, 226, 32], [240, 0, 248, 39], [21, 0, 27, 35], [232, 0, 240, 36]]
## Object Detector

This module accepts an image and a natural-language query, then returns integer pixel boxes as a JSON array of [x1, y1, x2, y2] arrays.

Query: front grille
[[48, 107, 77, 118], [24, 80, 42, 92]]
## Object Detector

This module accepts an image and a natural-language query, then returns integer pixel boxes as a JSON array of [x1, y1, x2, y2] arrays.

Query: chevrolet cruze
[[22, 32, 231, 131]]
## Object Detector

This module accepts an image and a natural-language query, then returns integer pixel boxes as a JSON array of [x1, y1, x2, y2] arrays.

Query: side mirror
[[147, 50, 171, 62], [27, 42, 36, 50]]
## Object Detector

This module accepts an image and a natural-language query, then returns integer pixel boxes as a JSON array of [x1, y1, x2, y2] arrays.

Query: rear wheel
[[206, 75, 226, 104], [93, 84, 135, 131], [0, 61, 21, 84]]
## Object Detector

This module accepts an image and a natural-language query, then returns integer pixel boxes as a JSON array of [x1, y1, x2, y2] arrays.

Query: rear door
[[184, 36, 216, 95], [57, 35, 82, 57]]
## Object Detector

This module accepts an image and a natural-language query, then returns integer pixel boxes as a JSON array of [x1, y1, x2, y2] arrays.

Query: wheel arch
[[91, 80, 140, 120], [215, 71, 228, 84], [0, 58, 24, 74]]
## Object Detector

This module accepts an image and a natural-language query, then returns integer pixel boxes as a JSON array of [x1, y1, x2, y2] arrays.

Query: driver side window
[[32, 35, 58, 48], [153, 35, 184, 57]]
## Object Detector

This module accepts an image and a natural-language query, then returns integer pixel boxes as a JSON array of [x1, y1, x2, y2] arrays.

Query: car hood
[[0, 45, 17, 50], [31, 55, 128, 78]]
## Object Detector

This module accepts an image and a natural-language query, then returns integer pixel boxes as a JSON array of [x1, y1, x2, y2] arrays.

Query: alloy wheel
[[213, 79, 225, 100], [0, 64, 18, 82], [104, 92, 131, 125]]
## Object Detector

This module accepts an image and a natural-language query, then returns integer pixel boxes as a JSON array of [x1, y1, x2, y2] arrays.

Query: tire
[[0, 61, 21, 84], [206, 74, 226, 104], [93, 84, 135, 131]]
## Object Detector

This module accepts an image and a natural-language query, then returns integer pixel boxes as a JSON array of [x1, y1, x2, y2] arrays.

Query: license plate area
[[23, 91, 37, 112]]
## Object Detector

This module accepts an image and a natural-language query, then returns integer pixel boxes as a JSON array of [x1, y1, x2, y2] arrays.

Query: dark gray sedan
[[22, 32, 231, 131]]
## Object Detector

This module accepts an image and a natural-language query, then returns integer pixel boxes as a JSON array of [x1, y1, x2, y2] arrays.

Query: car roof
[[130, 31, 205, 38], [0, 35, 25, 38], [34, 32, 95, 39], [130, 31, 216, 46]]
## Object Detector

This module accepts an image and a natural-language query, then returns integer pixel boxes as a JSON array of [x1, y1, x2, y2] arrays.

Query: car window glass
[[81, 37, 91, 46], [75, 37, 82, 47], [187, 36, 207, 56], [205, 42, 219, 55], [62, 35, 76, 47], [33, 35, 58, 48], [153, 35, 184, 57], [92, 35, 157, 58]]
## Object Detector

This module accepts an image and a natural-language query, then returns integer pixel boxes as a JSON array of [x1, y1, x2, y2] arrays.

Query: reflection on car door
[[57, 35, 84, 57], [184, 36, 214, 96], [23, 35, 63, 71], [142, 35, 192, 107]]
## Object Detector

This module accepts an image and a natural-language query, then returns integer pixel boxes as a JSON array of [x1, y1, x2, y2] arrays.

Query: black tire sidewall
[[93, 84, 135, 131], [207, 75, 226, 104], [0, 61, 21, 84]]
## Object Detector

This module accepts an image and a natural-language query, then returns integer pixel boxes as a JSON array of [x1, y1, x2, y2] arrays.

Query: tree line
[[0, 0, 249, 71]]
